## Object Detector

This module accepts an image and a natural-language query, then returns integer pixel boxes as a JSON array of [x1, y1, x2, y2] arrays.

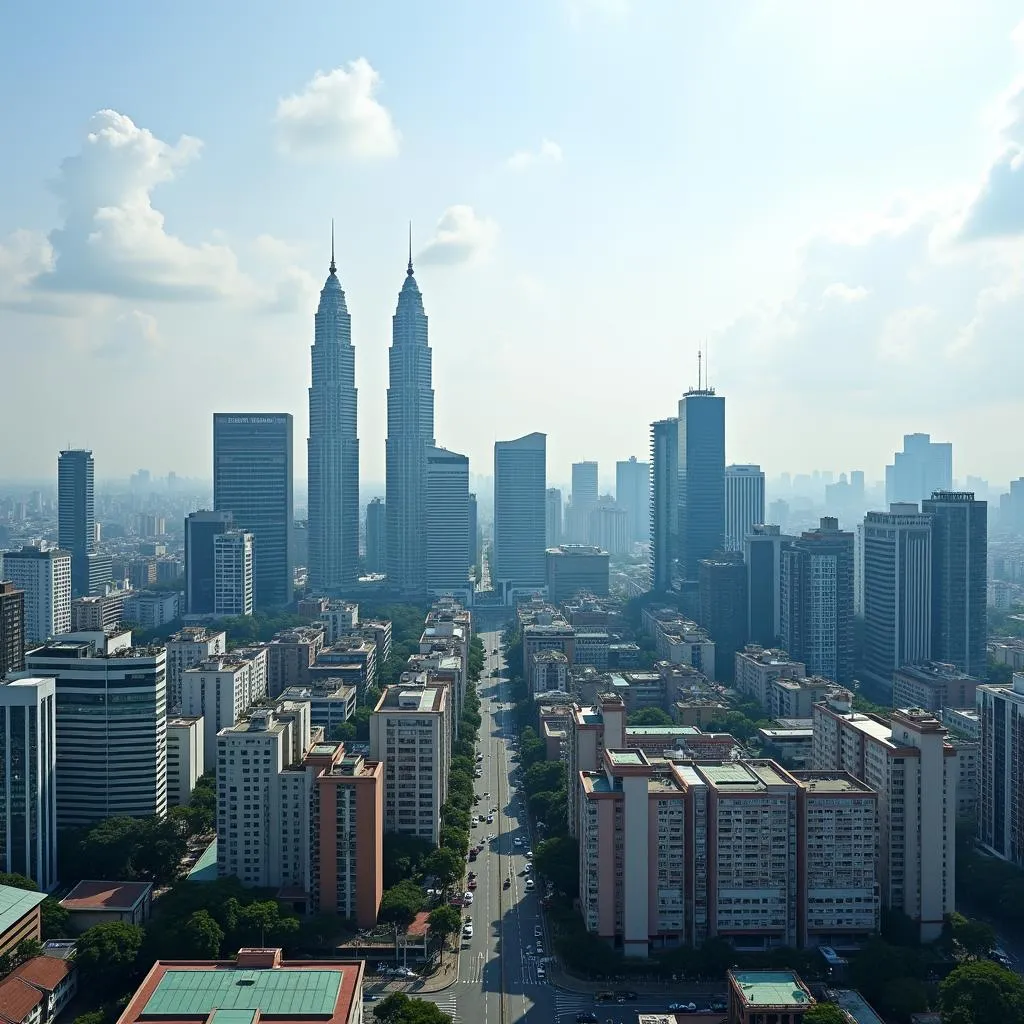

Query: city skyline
[[3, 5, 1024, 484]]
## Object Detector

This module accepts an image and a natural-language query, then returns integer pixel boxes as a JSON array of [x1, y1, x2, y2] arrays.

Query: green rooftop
[[210, 1010, 259, 1024], [143, 968, 343, 1017], [0, 884, 47, 934], [607, 750, 645, 767], [732, 970, 811, 1007], [186, 840, 218, 883]]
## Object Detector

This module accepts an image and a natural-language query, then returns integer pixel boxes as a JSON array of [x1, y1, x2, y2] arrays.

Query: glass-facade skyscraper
[[213, 413, 294, 608], [493, 432, 546, 597], [385, 249, 434, 594], [677, 389, 725, 583], [58, 448, 94, 597], [307, 246, 359, 593]]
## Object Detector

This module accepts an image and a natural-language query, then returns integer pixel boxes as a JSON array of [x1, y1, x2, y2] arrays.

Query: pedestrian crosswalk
[[431, 994, 460, 1023], [553, 993, 601, 1019]]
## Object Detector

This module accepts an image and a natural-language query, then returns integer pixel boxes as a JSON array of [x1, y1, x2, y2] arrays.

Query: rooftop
[[607, 749, 646, 767], [834, 989, 886, 1024], [730, 970, 813, 1008], [186, 840, 218, 883], [61, 880, 152, 912], [0, 884, 47, 935], [0, 976, 43, 1024], [11, 955, 74, 991], [792, 771, 873, 794]]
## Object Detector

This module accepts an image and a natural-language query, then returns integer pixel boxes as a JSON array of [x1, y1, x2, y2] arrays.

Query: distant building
[[545, 488, 563, 548], [71, 593, 123, 632], [184, 510, 233, 615], [365, 498, 387, 573], [616, 456, 650, 544], [165, 717, 204, 808], [892, 661, 979, 712], [1, 549, 71, 645], [0, 582, 25, 678], [57, 449, 95, 598], [164, 628, 227, 715], [566, 461, 598, 544], [212, 530, 254, 617], [425, 447, 470, 599], [886, 432, 952, 506], [698, 555, 747, 682], [267, 627, 325, 697], [546, 545, 610, 602], [588, 502, 630, 556], [676, 388, 725, 585], [468, 492, 479, 569], [725, 464, 765, 552], [493, 433, 546, 599], [182, 656, 267, 769], [744, 525, 793, 647], [648, 418, 678, 592]]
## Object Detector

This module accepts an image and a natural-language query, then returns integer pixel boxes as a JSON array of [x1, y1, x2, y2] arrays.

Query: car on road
[[668, 1002, 697, 1013], [487, 815, 494, 824], [536, 945, 544, 956], [462, 923, 474, 940], [468, 878, 477, 889], [463, 891, 474, 904], [575, 1014, 599, 1023], [525, 879, 535, 890], [525, 849, 533, 858], [513, 837, 523, 847], [536, 965, 546, 980]]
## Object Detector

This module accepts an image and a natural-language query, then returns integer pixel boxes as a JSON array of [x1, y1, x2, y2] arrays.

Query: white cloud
[[822, 282, 869, 303], [274, 60, 400, 161], [98, 310, 163, 358], [418, 206, 499, 266], [507, 139, 563, 171]]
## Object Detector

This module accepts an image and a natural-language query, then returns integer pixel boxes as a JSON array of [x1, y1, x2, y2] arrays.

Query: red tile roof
[[60, 880, 152, 912], [407, 911, 429, 937], [11, 956, 73, 991], [0, 977, 44, 1023]]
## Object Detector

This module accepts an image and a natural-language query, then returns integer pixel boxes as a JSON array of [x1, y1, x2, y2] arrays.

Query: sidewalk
[[366, 945, 461, 996]]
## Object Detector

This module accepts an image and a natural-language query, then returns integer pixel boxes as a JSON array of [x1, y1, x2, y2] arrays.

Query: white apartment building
[[318, 601, 359, 643], [812, 694, 955, 941], [725, 464, 766, 552], [213, 530, 254, 617], [0, 678, 58, 892], [165, 628, 228, 714], [978, 675, 1024, 867], [166, 716, 205, 807], [182, 655, 266, 769], [1, 547, 72, 644], [370, 680, 450, 844], [24, 635, 167, 826], [734, 646, 807, 710]]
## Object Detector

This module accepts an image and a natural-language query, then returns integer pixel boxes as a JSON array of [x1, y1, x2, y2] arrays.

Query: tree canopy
[[59, 815, 187, 886], [803, 1005, 848, 1024], [533, 836, 579, 897], [380, 880, 426, 931], [75, 922, 145, 992], [939, 960, 1024, 1024], [627, 707, 675, 727], [373, 992, 452, 1024]]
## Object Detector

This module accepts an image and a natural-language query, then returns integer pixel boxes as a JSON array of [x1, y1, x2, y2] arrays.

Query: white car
[[513, 838, 523, 847], [526, 850, 533, 858], [536, 944, 544, 956], [462, 924, 474, 939], [536, 965, 546, 979], [525, 879, 535, 890], [464, 891, 474, 904]]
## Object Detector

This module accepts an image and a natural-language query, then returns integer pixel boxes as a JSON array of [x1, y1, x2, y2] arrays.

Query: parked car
[[525, 879, 535, 890], [669, 1003, 697, 1013]]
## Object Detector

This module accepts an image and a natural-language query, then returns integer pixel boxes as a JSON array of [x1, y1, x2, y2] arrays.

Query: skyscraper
[[1, 548, 71, 643], [214, 530, 254, 617], [566, 461, 598, 543], [922, 491, 987, 677], [468, 493, 479, 570], [58, 449, 95, 597], [185, 510, 233, 615], [725, 464, 765, 551], [698, 554, 748, 682], [885, 433, 952, 506], [307, 239, 359, 593], [780, 517, 855, 683], [365, 499, 387, 573], [386, 245, 434, 595], [425, 446, 470, 598], [213, 414, 294, 608], [649, 418, 679, 593], [744, 525, 793, 648], [493, 433, 546, 599], [0, 582, 25, 678], [863, 504, 932, 689], [678, 388, 726, 585], [616, 456, 650, 544], [545, 488, 563, 548]]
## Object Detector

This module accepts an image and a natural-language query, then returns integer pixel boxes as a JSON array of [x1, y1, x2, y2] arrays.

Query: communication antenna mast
[[697, 349, 702, 390]]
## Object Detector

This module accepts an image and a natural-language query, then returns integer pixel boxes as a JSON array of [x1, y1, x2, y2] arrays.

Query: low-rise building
[[166, 716, 205, 807], [164, 627, 227, 713], [545, 545, 610, 602], [642, 608, 716, 678], [767, 675, 835, 719], [573, 630, 611, 669], [9, 956, 77, 1024], [121, 591, 179, 629], [893, 662, 980, 713], [530, 650, 568, 695], [727, 970, 814, 1024], [940, 706, 980, 740], [672, 697, 729, 728], [280, 681, 357, 737], [266, 627, 325, 697], [734, 646, 806, 710], [758, 725, 814, 767], [71, 593, 124, 631], [60, 881, 153, 932], [310, 637, 377, 696], [0, 886, 45, 957]]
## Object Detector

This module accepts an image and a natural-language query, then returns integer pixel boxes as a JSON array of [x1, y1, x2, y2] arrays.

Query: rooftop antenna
[[697, 348, 702, 390], [329, 219, 336, 275], [407, 221, 414, 277]]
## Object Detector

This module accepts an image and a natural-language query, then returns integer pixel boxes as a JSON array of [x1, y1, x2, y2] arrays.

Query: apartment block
[[369, 679, 451, 845], [524, 618, 576, 668], [310, 638, 377, 697], [280, 681, 357, 737], [164, 628, 228, 714], [641, 606, 716, 678], [767, 676, 835, 720], [531, 650, 569, 695], [545, 545, 610, 602], [166, 716, 205, 808], [317, 601, 359, 643], [892, 661, 979, 713], [812, 695, 955, 941], [567, 695, 627, 838], [0, 582, 25, 678], [978, 675, 1024, 866], [1, 548, 71, 644], [70, 593, 124, 632], [266, 628, 325, 698], [734, 646, 806, 709]]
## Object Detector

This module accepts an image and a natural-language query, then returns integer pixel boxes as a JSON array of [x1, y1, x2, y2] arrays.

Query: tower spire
[[407, 221, 414, 277], [698, 348, 702, 390], [330, 219, 336, 276]]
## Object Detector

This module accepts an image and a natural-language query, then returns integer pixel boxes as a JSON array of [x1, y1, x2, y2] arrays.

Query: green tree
[[427, 905, 462, 963], [383, 833, 434, 888], [879, 977, 929, 1020], [627, 707, 675, 727], [803, 1005, 848, 1024], [522, 761, 566, 798], [424, 848, 463, 892], [72, 1012, 109, 1024], [440, 826, 469, 860], [374, 992, 452, 1024], [0, 872, 37, 890], [939, 960, 1024, 1024], [40, 897, 70, 940], [331, 720, 357, 742], [380, 880, 426, 931], [533, 836, 579, 897], [950, 911, 997, 958], [75, 922, 145, 991], [180, 909, 224, 958]]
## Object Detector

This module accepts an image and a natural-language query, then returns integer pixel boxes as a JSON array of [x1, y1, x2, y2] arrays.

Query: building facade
[[365, 498, 386, 574], [1, 549, 71, 645], [0, 582, 25, 678], [213, 530, 254, 617], [616, 456, 650, 544], [545, 545, 610, 602], [698, 555, 748, 682], [184, 510, 233, 615], [425, 447, 470, 599], [744, 525, 793, 647], [57, 449, 94, 598], [545, 488, 563, 548], [649, 417, 679, 592], [164, 628, 227, 715], [725, 464, 765, 552], [493, 433, 547, 598], [166, 716, 204, 808], [978, 675, 1024, 868], [885, 433, 952, 506], [677, 389, 726, 586]]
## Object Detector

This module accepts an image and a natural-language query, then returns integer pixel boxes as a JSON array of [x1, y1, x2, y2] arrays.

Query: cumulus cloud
[[97, 310, 163, 358], [274, 60, 400, 161], [507, 139, 563, 171], [417, 206, 499, 266], [33, 110, 247, 301]]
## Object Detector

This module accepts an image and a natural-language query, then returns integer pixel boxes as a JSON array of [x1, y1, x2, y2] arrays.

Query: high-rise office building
[[184, 510, 233, 614], [307, 242, 359, 593], [780, 517, 855, 683], [213, 413, 294, 608], [468, 493, 479, 569], [649, 418, 678, 592], [863, 504, 932, 689], [493, 433, 547, 598], [385, 248, 434, 595], [724, 464, 765, 552], [677, 389, 726, 583], [425, 446, 470, 598], [922, 491, 987, 677], [213, 530, 254, 617], [0, 678, 57, 892], [545, 488, 563, 548], [0, 582, 25, 678], [546, 545, 610, 602], [365, 499, 386, 574], [57, 449, 95, 597], [566, 461, 599, 543], [616, 457, 650, 544], [1, 548, 71, 644], [885, 433, 952, 506], [698, 554, 748, 682], [744, 525, 793, 647]]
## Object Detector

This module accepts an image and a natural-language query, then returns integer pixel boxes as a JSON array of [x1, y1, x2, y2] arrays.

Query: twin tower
[[306, 240, 435, 594]]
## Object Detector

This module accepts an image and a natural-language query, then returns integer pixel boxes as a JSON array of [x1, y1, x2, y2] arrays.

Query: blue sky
[[2, 0, 1024, 489]]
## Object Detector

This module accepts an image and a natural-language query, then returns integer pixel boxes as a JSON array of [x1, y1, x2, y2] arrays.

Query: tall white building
[[725, 464, 765, 552], [978, 675, 1024, 868], [166, 716, 205, 808], [566, 461, 599, 543], [0, 678, 57, 892], [25, 635, 167, 826], [425, 446, 471, 600], [0, 547, 71, 644], [213, 530, 254, 617], [616, 457, 650, 544], [812, 694, 955, 941], [886, 432, 952, 506], [165, 627, 228, 715], [493, 432, 547, 600], [370, 680, 451, 844], [182, 655, 266, 769], [863, 504, 932, 688]]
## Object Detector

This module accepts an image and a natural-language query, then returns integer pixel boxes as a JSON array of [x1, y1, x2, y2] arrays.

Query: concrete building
[[725, 464, 765, 552], [892, 662, 979, 713], [565, 461, 599, 544], [70, 593, 123, 632], [545, 488, 563, 548], [279, 682, 357, 737], [213, 413, 294, 608], [698, 554, 747, 682], [1, 549, 71, 645], [863, 505, 933, 690], [121, 591, 179, 630], [370, 681, 450, 845], [425, 446, 471, 600], [641, 607, 716, 679], [493, 432, 547, 600], [922, 491, 987, 677], [24, 636, 167, 826], [588, 502, 630, 557], [165, 717, 204, 808], [365, 498, 386, 574], [213, 530, 254, 617], [0, 582, 25, 678], [745, 525, 793, 647], [616, 456, 650, 545], [545, 545, 610, 602], [0, 885, 46, 958], [886, 432, 952, 507], [767, 676, 834, 719], [523, 616, 576, 669], [317, 601, 359, 643], [468, 492, 478, 571], [727, 970, 814, 1024], [164, 627, 227, 715], [734, 647, 808, 710], [306, 247, 360, 594], [812, 695, 956, 940], [649, 417, 679, 593], [267, 627, 325, 697], [0, 679, 57, 892], [530, 650, 569, 695], [57, 449, 95, 598], [310, 638, 377, 697], [184, 510, 233, 615], [978, 675, 1024, 866]]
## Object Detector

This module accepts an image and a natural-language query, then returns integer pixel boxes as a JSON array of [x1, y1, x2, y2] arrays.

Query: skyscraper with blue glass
[[677, 388, 726, 585]]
